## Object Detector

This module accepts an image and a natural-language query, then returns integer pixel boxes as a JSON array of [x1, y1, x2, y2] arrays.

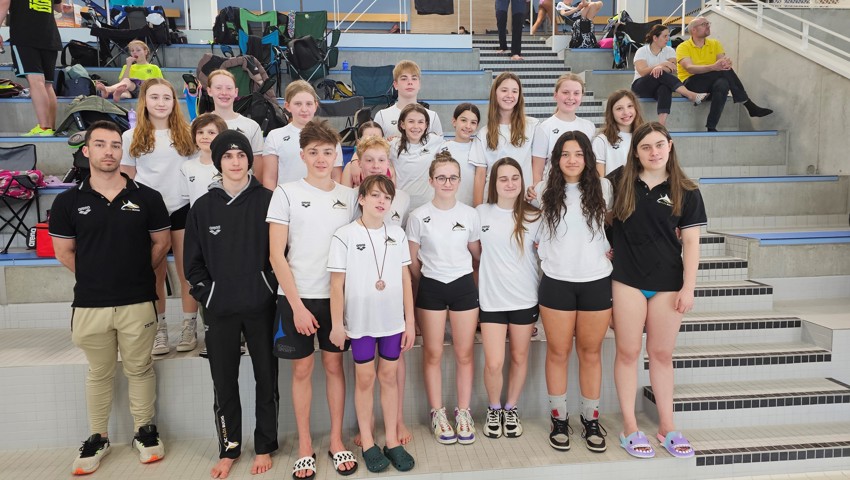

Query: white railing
[[703, 0, 850, 76], [754, 0, 850, 7]]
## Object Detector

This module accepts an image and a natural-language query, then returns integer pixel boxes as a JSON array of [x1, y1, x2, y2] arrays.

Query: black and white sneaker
[[503, 407, 523, 438], [132, 425, 165, 463], [580, 415, 608, 452], [72, 434, 110, 475], [483, 407, 502, 438], [549, 415, 572, 451]]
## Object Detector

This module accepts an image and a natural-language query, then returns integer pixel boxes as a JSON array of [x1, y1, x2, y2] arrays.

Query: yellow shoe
[[22, 125, 55, 137]]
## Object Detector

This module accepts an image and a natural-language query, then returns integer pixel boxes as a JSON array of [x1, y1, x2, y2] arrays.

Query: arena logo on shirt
[[356, 243, 366, 251], [121, 200, 141, 212], [552, 128, 559, 134], [209, 225, 221, 235], [332, 199, 348, 209], [189, 176, 196, 182], [77, 206, 91, 215], [391, 120, 397, 125], [452, 222, 466, 231], [301, 201, 311, 208], [657, 194, 674, 207], [423, 216, 431, 223], [283, 136, 291, 141], [481, 225, 490, 232]]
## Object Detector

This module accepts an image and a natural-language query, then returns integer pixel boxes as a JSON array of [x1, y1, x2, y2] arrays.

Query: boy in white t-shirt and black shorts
[[266, 119, 360, 479]]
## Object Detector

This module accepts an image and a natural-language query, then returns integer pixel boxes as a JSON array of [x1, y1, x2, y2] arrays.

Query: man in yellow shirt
[[676, 17, 772, 131]]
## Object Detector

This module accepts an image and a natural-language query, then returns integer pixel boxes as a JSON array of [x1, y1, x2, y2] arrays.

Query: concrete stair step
[[692, 280, 774, 312], [653, 341, 832, 377], [642, 378, 850, 428], [678, 311, 803, 345], [700, 176, 848, 222], [697, 256, 748, 282], [670, 131, 787, 171]]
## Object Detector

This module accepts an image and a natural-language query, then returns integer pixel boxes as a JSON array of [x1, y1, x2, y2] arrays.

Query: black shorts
[[273, 296, 349, 360], [538, 275, 612, 312], [416, 273, 479, 312], [11, 45, 57, 82], [479, 305, 540, 325], [170, 204, 189, 231]]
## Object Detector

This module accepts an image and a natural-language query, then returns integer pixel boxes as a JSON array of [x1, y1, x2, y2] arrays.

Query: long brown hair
[[486, 157, 540, 252], [130, 78, 194, 158], [613, 122, 697, 220], [601, 90, 645, 146], [486, 72, 527, 151], [540, 131, 606, 238], [397, 103, 430, 156]]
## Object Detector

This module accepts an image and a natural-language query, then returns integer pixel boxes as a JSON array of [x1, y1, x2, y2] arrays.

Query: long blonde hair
[[130, 78, 195, 158], [612, 122, 697, 220], [486, 72, 527, 151]]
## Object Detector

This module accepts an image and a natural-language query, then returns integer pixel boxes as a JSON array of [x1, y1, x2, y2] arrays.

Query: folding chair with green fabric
[[350, 65, 397, 107], [283, 26, 340, 82], [237, 9, 286, 94], [293, 10, 328, 40]]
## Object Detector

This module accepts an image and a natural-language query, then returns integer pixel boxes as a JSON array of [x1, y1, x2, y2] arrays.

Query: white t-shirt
[[533, 179, 613, 282], [266, 179, 359, 298], [390, 132, 445, 210], [179, 157, 220, 206], [225, 115, 264, 155], [374, 103, 444, 139], [385, 188, 411, 229], [476, 203, 541, 311], [443, 138, 480, 207], [264, 123, 344, 185], [592, 132, 632, 175], [470, 118, 538, 199], [531, 115, 597, 180], [406, 201, 480, 284], [121, 128, 190, 214], [633, 45, 677, 83], [328, 221, 411, 338]]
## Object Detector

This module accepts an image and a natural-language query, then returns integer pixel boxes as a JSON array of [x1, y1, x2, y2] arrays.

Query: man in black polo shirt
[[50, 121, 172, 475], [0, 0, 61, 136]]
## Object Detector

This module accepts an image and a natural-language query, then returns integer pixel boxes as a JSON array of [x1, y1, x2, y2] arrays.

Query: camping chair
[[238, 10, 287, 96], [318, 96, 366, 146], [0, 144, 41, 254], [90, 5, 170, 67], [283, 29, 340, 82], [350, 65, 397, 108]]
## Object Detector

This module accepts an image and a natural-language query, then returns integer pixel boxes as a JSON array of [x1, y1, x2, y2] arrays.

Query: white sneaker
[[72, 434, 110, 475], [484, 407, 502, 438], [176, 319, 197, 352], [151, 326, 169, 355], [132, 425, 165, 463], [455, 407, 476, 445], [431, 407, 457, 445], [503, 407, 523, 438]]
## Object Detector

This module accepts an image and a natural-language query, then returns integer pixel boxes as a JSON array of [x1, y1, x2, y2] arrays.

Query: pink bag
[[599, 37, 614, 49]]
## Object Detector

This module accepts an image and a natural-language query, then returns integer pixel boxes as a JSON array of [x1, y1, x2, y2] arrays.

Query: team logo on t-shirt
[[235, 128, 245, 134], [301, 201, 311, 208], [385, 236, 397, 245], [77, 206, 91, 215], [452, 222, 466, 231], [121, 200, 141, 212], [482, 225, 490, 232], [189, 176, 195, 182], [209, 225, 221, 236], [391, 211, 400, 221], [356, 243, 366, 251], [332, 199, 347, 209], [657, 194, 674, 207], [423, 216, 431, 223], [283, 136, 291, 141]]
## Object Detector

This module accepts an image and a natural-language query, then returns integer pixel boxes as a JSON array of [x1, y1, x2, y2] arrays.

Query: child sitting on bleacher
[[96, 40, 163, 102]]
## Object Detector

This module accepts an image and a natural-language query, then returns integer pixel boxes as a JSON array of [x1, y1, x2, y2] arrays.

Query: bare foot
[[329, 440, 355, 474], [112, 84, 128, 103], [511, 55, 524, 61], [95, 82, 109, 99], [293, 447, 314, 479], [496, 49, 509, 54], [353, 433, 362, 447], [398, 422, 413, 445], [211, 457, 238, 479], [251, 454, 272, 475]]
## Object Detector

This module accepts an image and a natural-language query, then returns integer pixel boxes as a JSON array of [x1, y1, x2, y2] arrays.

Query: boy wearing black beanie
[[183, 130, 279, 478]]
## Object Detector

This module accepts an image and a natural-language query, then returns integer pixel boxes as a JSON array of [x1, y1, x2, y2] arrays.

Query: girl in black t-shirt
[[610, 122, 707, 460]]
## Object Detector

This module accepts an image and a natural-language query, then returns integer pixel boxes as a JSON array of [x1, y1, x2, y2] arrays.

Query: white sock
[[548, 394, 568, 421], [581, 395, 600, 421], [157, 313, 167, 329]]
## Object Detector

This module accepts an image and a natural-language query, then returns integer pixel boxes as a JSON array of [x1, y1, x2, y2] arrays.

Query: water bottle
[[342, 60, 349, 71], [128, 108, 137, 129]]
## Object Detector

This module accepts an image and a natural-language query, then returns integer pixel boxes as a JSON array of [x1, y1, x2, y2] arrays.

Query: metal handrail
[[704, 0, 850, 66]]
